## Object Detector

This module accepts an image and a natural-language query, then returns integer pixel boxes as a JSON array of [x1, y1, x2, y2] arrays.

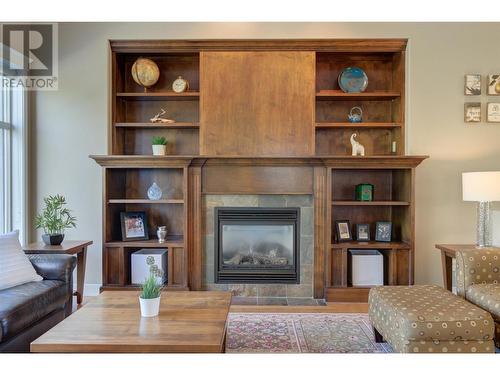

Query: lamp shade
[[462, 171, 500, 202]]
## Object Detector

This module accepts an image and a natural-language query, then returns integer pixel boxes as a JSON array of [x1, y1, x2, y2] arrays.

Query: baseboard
[[73, 283, 101, 296]]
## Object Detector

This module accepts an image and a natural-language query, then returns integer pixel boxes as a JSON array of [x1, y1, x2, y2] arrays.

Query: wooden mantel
[[90, 155, 428, 168]]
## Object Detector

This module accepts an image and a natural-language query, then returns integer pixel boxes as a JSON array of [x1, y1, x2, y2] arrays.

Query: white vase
[[152, 145, 166, 156], [139, 296, 161, 317]]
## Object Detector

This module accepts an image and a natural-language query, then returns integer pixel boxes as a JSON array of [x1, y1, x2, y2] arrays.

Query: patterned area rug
[[226, 313, 393, 353]]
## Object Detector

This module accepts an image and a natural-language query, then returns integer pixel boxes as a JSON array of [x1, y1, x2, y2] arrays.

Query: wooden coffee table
[[31, 291, 232, 353]]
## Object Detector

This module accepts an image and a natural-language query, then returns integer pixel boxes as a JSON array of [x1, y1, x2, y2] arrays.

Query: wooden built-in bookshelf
[[90, 39, 426, 301]]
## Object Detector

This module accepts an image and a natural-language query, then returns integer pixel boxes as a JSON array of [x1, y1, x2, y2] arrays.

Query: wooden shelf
[[332, 200, 410, 206], [331, 241, 411, 250], [116, 91, 200, 101], [315, 122, 401, 129], [107, 199, 184, 204], [316, 90, 400, 101], [105, 236, 184, 248], [90, 155, 195, 168], [114, 122, 199, 129]]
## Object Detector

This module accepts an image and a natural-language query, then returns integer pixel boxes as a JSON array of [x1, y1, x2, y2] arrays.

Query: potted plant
[[152, 136, 167, 156], [35, 194, 77, 245], [139, 272, 162, 317]]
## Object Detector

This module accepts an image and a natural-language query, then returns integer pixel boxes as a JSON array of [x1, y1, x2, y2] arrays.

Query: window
[[0, 84, 10, 234], [0, 79, 28, 242]]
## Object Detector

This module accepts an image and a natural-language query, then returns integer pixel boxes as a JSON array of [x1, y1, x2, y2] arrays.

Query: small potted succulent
[[35, 194, 77, 245], [139, 271, 163, 317], [152, 136, 167, 156]]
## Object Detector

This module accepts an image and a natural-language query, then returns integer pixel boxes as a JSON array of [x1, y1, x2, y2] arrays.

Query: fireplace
[[215, 207, 300, 283]]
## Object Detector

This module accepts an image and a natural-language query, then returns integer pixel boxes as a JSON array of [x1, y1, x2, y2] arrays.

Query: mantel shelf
[[107, 199, 184, 204], [90, 155, 429, 168], [114, 122, 199, 129], [332, 200, 410, 206], [315, 122, 402, 129], [316, 90, 400, 101]]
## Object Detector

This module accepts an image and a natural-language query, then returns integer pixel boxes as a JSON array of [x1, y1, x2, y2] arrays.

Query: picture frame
[[375, 221, 392, 242], [464, 103, 481, 123], [335, 220, 352, 242], [487, 102, 500, 123], [465, 74, 481, 95], [120, 211, 149, 241], [356, 223, 370, 242], [488, 74, 500, 95]]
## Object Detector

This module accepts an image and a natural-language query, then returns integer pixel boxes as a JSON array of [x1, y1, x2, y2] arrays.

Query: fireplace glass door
[[222, 224, 294, 267], [215, 208, 300, 283]]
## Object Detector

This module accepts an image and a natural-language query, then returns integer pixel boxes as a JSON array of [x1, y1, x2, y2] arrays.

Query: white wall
[[32, 23, 500, 288]]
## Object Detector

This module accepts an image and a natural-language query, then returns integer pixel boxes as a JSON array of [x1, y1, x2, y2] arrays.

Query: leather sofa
[[0, 254, 76, 352], [456, 247, 500, 348]]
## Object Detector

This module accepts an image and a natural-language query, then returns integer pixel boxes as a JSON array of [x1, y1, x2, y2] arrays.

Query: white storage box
[[350, 250, 383, 286], [131, 249, 167, 285]]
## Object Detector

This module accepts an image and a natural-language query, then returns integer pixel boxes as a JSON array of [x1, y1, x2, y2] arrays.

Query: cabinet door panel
[[200, 51, 315, 156]]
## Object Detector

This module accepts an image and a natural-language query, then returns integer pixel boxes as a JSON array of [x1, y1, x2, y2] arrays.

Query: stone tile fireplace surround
[[203, 195, 314, 299]]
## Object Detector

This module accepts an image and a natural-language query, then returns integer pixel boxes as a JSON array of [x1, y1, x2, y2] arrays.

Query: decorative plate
[[338, 67, 368, 93]]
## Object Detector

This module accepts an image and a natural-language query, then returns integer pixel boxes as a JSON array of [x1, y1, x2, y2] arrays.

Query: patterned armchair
[[456, 248, 500, 346]]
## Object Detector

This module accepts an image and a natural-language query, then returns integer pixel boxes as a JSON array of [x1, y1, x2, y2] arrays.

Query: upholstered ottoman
[[368, 285, 495, 353]]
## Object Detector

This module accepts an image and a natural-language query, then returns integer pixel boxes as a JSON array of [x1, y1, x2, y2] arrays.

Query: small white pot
[[139, 296, 161, 317], [152, 145, 166, 156]]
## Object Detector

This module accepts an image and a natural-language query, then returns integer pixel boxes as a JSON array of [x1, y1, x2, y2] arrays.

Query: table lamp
[[462, 171, 500, 247]]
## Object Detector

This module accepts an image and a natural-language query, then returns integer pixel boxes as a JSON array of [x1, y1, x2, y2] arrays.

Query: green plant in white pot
[[139, 272, 163, 317], [152, 136, 167, 156], [35, 195, 77, 245]]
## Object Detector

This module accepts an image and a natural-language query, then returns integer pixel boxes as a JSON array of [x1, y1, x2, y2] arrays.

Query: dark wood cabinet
[[91, 39, 426, 301]]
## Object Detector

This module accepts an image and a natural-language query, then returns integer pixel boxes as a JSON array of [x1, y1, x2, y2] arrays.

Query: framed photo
[[120, 211, 149, 241], [487, 103, 500, 123], [488, 75, 500, 95], [356, 224, 370, 242], [335, 220, 352, 242], [464, 103, 481, 123], [375, 222, 392, 242], [465, 74, 481, 95]]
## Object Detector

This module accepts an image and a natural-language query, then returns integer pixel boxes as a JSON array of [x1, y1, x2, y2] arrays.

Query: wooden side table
[[24, 240, 93, 304], [435, 244, 500, 291]]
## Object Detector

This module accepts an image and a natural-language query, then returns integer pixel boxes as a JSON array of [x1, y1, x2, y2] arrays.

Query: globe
[[131, 58, 160, 88]]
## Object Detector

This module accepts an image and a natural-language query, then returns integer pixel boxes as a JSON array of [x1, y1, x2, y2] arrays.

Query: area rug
[[226, 313, 393, 353]]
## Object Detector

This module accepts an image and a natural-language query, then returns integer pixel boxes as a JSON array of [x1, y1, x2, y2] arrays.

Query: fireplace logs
[[225, 253, 289, 266]]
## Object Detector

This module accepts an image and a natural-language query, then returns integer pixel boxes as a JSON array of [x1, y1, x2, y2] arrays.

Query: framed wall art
[[464, 103, 481, 123], [488, 75, 500, 95], [487, 102, 500, 123], [465, 74, 481, 95]]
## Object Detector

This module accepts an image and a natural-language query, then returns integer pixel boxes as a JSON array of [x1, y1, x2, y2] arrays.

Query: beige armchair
[[456, 248, 500, 346]]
